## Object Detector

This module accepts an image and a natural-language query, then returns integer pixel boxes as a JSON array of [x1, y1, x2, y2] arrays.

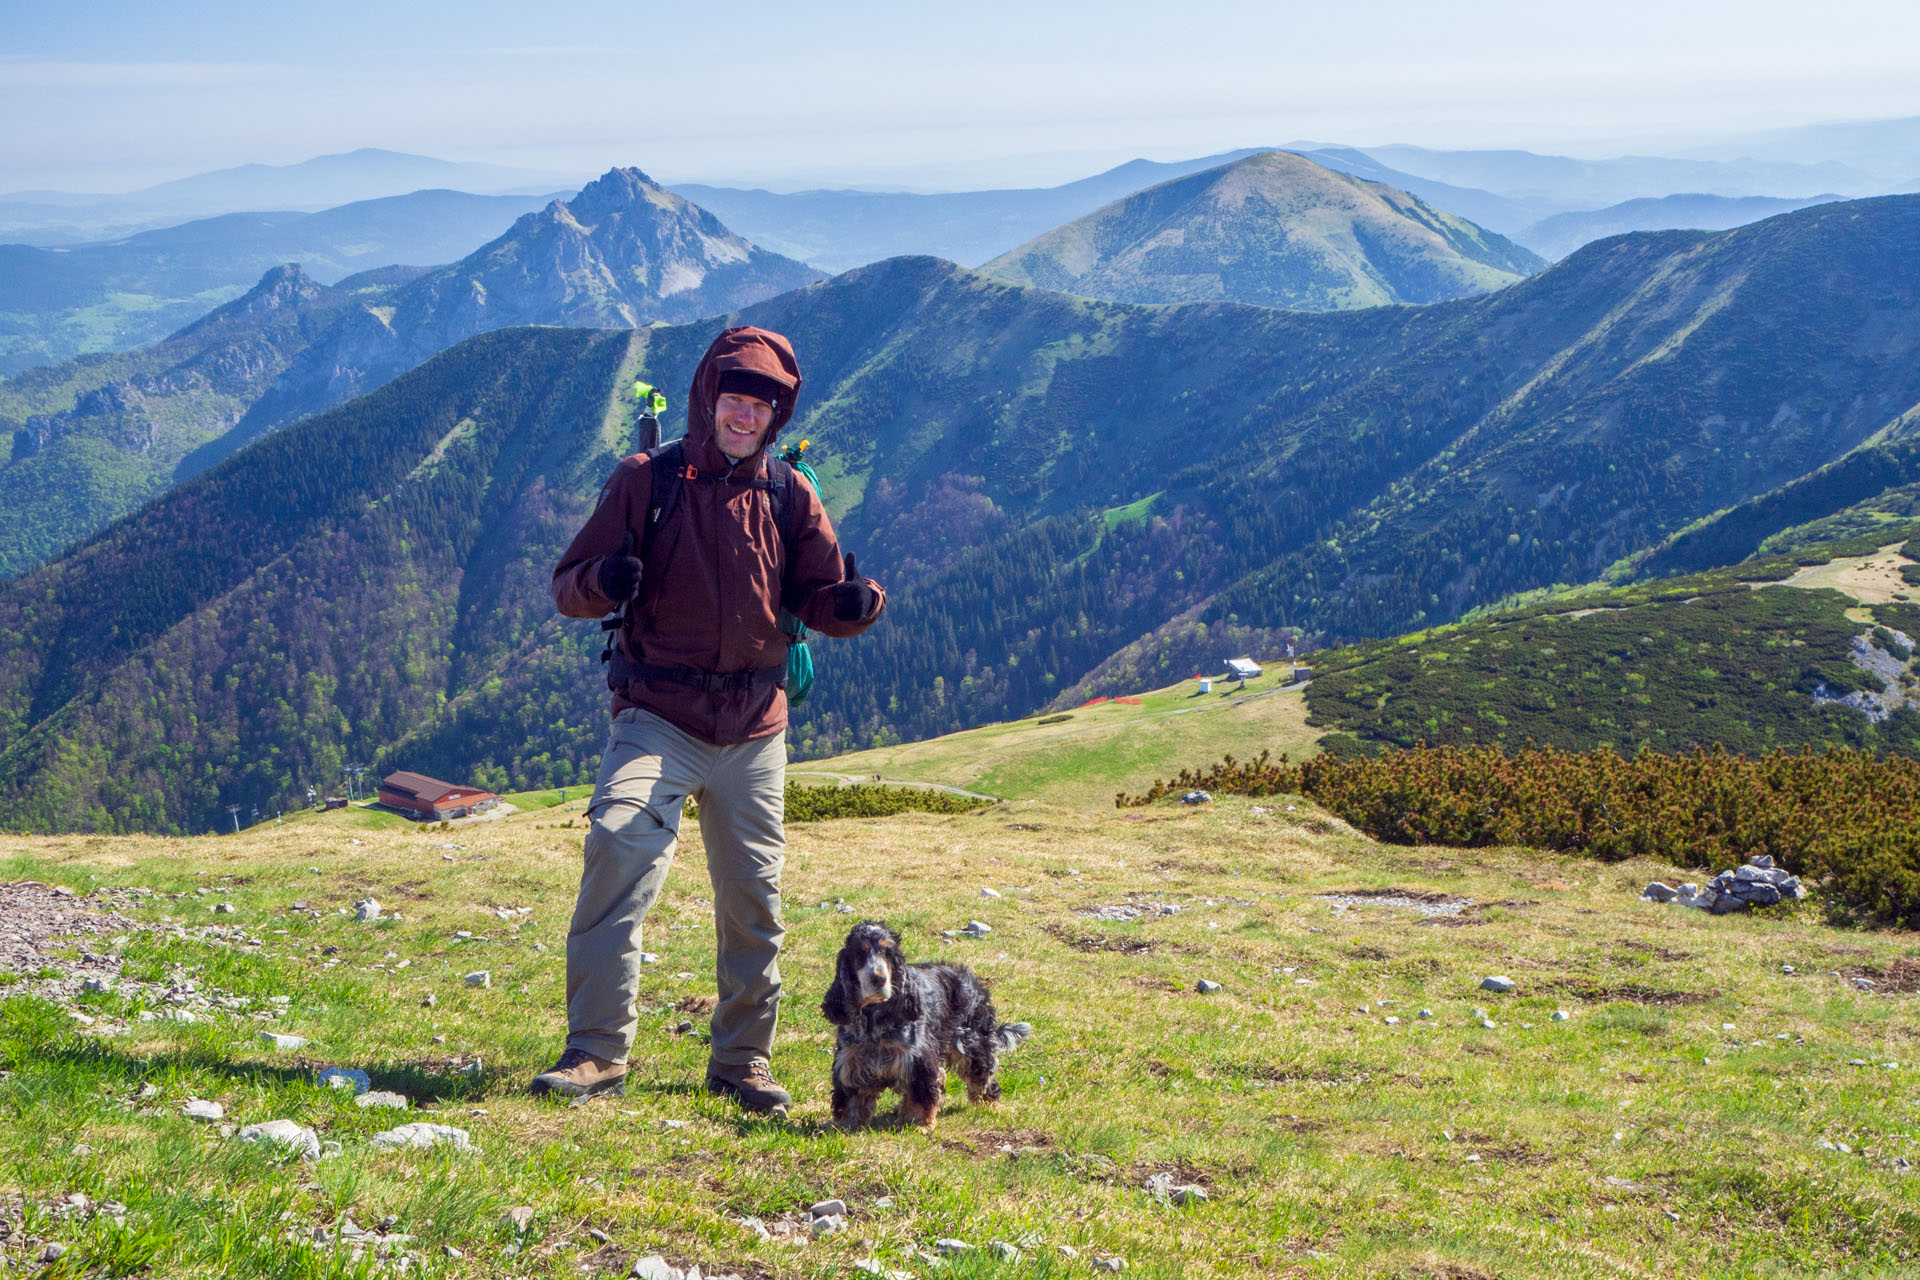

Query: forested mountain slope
[[6, 196, 1920, 831], [980, 150, 1541, 307]]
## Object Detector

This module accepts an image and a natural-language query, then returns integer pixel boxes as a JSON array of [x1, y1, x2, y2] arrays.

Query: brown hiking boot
[[529, 1046, 626, 1099], [705, 1057, 791, 1116]]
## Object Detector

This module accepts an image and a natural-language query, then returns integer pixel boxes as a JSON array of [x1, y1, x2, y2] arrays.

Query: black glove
[[830, 551, 878, 621], [597, 530, 643, 604]]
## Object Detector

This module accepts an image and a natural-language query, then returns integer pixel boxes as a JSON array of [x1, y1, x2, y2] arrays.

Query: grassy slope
[[2, 796, 1915, 1278], [801, 666, 1321, 808]]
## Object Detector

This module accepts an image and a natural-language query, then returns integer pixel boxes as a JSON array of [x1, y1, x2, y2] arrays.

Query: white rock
[[811, 1214, 846, 1237], [260, 1032, 308, 1051], [81, 977, 113, 995], [317, 1067, 370, 1094], [1479, 976, 1517, 993], [181, 1098, 224, 1121], [354, 898, 382, 922], [991, 1241, 1023, 1260], [630, 1259, 680, 1280], [502, 1205, 536, 1232], [370, 1122, 471, 1150], [1418, 1009, 1433, 1019], [1551, 1010, 1570, 1022], [980, 887, 1001, 898], [213, 902, 236, 914], [808, 1199, 847, 1219], [1383, 1016, 1401, 1025], [935, 1238, 974, 1254], [1093, 1258, 1128, 1272], [464, 970, 490, 988], [638, 952, 661, 964], [356, 1091, 409, 1110], [1170, 1185, 1209, 1205], [236, 1119, 320, 1159], [964, 920, 992, 936], [1196, 979, 1222, 993]]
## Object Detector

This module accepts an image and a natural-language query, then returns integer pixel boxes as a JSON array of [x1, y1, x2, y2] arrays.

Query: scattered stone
[[1170, 1185, 1209, 1205], [991, 1241, 1023, 1260], [182, 1098, 224, 1121], [1647, 856, 1806, 913], [811, 1214, 846, 1237], [980, 887, 1001, 898], [1479, 1017, 1497, 1029], [1418, 1008, 1433, 1019], [1180, 790, 1211, 805], [444, 1245, 464, 1259], [854, 1260, 914, 1280], [589, 1228, 612, 1244], [40, 1242, 68, 1263], [964, 920, 993, 936], [464, 970, 490, 988], [1196, 979, 1222, 993], [80, 976, 113, 995], [638, 952, 661, 964], [421, 992, 437, 1008], [1093, 1258, 1127, 1273], [808, 1199, 847, 1220], [353, 1090, 408, 1111], [1480, 976, 1517, 994], [1383, 1016, 1401, 1026], [629, 1259, 678, 1280], [370, 1122, 471, 1150], [260, 1032, 309, 1051], [873, 1196, 894, 1208], [502, 1205, 535, 1232], [1551, 1010, 1570, 1022], [236, 1119, 321, 1159], [213, 902, 236, 914], [1782, 964, 1796, 974], [1640, 882, 1679, 903], [354, 898, 382, 922], [935, 1238, 974, 1255], [317, 1067, 370, 1094]]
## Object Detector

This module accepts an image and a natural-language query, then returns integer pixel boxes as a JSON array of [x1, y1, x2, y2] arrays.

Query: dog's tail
[[994, 1021, 1033, 1053]]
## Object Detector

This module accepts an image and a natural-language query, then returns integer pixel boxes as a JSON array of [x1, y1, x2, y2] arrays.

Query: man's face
[[714, 391, 774, 459]]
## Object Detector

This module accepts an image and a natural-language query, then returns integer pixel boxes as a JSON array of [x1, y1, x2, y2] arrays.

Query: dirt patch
[[1540, 978, 1714, 1006], [1843, 957, 1920, 993], [1151, 860, 1229, 875], [1344, 944, 1394, 961], [968, 1126, 1054, 1150], [0, 881, 146, 1000], [1395, 1262, 1503, 1280], [1040, 923, 1157, 955], [674, 995, 718, 1017], [1267, 1114, 1329, 1134], [1318, 889, 1474, 919], [1128, 1158, 1213, 1188]]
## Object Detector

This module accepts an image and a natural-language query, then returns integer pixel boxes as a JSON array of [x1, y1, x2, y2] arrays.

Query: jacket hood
[[685, 325, 802, 471]]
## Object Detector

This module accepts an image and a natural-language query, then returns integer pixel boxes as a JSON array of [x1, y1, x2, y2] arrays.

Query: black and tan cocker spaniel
[[820, 920, 1031, 1130]]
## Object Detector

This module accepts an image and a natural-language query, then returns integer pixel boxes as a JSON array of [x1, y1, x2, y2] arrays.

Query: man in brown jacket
[[536, 325, 885, 1114]]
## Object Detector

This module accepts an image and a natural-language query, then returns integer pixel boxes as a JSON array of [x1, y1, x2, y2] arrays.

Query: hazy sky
[[7, 0, 1920, 192]]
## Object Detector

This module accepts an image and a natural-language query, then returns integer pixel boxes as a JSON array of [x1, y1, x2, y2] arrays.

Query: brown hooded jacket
[[551, 326, 885, 744]]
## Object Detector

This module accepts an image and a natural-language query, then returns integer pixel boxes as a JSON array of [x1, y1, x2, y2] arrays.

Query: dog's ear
[[820, 945, 856, 1026], [883, 925, 907, 964]]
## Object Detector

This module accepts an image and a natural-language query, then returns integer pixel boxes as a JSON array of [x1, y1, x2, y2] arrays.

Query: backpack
[[600, 436, 818, 704]]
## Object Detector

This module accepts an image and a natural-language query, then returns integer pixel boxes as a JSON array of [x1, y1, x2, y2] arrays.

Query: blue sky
[[7, 0, 1920, 192]]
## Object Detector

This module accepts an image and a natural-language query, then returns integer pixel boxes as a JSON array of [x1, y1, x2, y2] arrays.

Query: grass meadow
[[2, 790, 1916, 1278]]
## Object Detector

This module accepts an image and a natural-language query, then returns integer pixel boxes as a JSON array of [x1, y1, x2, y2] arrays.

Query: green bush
[[784, 783, 988, 822], [1122, 745, 1920, 927]]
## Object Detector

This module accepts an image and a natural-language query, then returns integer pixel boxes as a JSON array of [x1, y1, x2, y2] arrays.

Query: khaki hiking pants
[[565, 707, 786, 1068]]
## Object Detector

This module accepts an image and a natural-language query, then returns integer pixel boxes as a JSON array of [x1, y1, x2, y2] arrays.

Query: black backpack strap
[[643, 438, 686, 556]]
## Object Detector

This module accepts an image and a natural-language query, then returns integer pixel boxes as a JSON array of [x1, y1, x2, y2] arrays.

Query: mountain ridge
[[979, 150, 1542, 308]]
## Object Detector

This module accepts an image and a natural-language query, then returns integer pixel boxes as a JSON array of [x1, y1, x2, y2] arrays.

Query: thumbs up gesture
[[830, 550, 878, 621], [597, 529, 643, 604]]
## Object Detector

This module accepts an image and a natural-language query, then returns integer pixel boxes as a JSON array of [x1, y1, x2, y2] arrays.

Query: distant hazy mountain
[[979, 150, 1541, 308], [0, 168, 821, 573], [0, 148, 581, 244], [0, 189, 562, 376], [1360, 144, 1874, 205], [670, 149, 1268, 270], [1676, 115, 1920, 187], [1517, 193, 1846, 260]]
